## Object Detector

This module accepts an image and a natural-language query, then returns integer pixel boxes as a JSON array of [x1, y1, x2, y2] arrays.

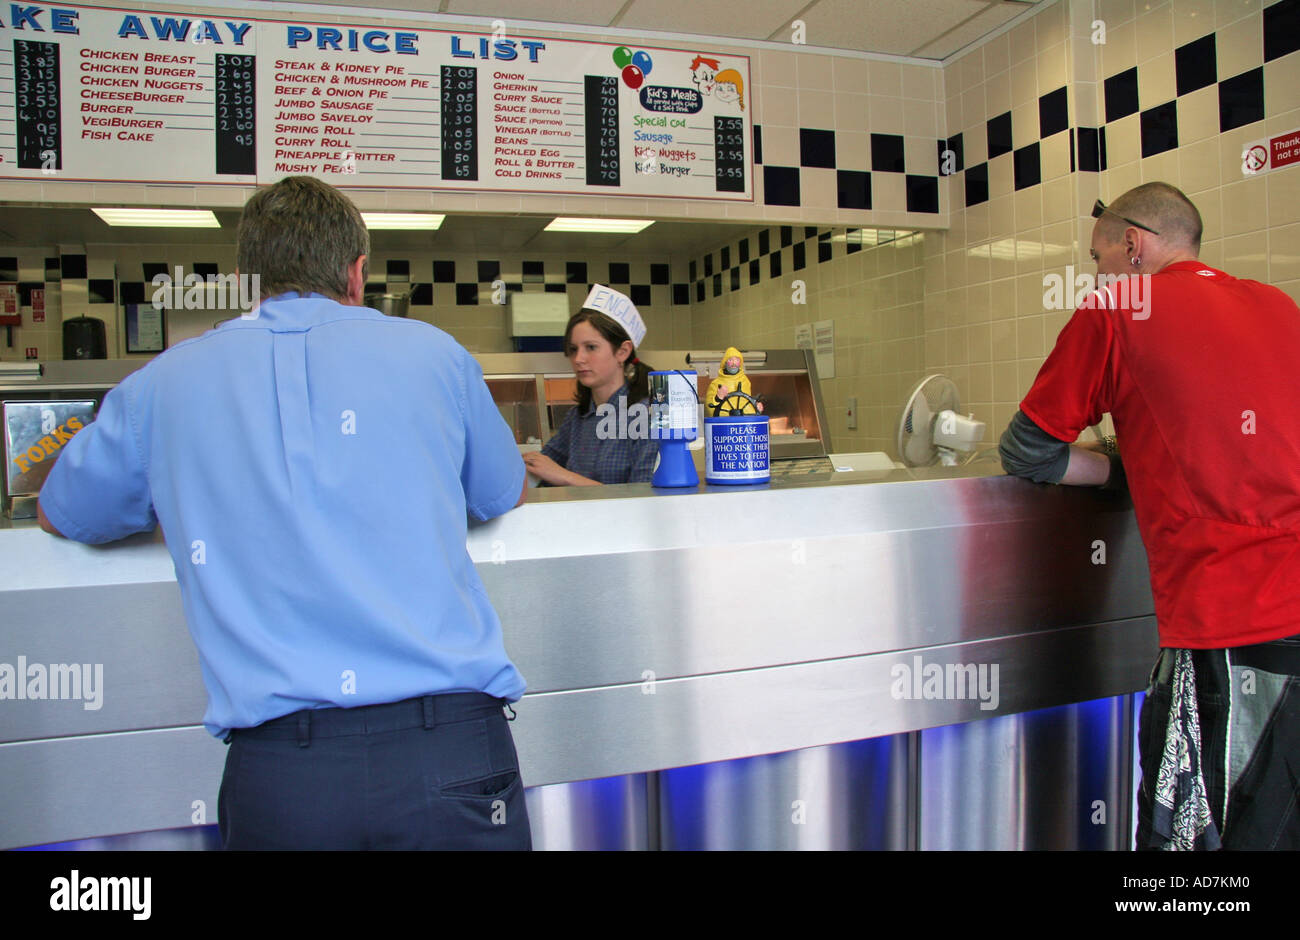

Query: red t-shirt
[[1021, 260, 1300, 649]]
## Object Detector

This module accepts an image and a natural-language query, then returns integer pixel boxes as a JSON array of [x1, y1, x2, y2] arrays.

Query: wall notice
[[1242, 128, 1300, 177], [814, 319, 835, 380]]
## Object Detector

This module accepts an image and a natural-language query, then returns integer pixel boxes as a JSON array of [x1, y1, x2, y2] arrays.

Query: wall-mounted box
[[508, 293, 570, 337]]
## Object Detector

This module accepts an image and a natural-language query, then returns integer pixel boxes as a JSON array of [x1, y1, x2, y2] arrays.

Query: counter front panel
[[0, 466, 1157, 849]]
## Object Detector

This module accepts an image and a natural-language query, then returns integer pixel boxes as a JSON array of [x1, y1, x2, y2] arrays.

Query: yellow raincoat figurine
[[705, 346, 763, 415]]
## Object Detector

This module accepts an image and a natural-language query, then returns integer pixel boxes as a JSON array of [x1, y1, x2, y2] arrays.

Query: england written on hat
[[582, 284, 646, 348]]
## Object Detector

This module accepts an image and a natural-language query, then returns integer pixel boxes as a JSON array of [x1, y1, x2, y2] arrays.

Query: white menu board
[[0, 4, 257, 182], [0, 3, 752, 201]]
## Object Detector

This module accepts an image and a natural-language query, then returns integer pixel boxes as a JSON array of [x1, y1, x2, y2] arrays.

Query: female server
[[523, 286, 657, 486]]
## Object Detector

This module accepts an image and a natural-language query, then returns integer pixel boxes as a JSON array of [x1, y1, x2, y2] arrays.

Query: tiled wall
[[928, 0, 1300, 440], [688, 225, 925, 455], [686, 0, 1299, 462], [750, 55, 946, 225], [0, 255, 72, 363], [0, 245, 691, 361]]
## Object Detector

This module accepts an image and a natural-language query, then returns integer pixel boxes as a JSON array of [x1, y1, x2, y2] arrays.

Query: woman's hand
[[522, 452, 601, 487], [523, 452, 573, 486]]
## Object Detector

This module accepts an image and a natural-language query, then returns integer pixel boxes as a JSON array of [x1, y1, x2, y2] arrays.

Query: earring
[[1130, 256, 1141, 266]]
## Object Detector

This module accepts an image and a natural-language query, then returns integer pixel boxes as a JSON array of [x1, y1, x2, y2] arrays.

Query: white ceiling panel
[[619, 0, 808, 41], [266, 0, 1047, 60], [909, 1, 1028, 58], [261, 0, 439, 16], [440, 0, 630, 29], [794, 0, 994, 55]]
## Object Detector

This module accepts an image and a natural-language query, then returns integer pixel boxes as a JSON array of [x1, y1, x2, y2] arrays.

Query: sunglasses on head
[[1092, 199, 1160, 235]]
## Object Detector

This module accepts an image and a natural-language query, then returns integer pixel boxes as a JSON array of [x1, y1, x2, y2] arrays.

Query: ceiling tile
[[911, 2, 1028, 58], [441, 0, 629, 28], [619, 0, 808, 41], [795, 0, 995, 56], [262, 0, 1046, 59]]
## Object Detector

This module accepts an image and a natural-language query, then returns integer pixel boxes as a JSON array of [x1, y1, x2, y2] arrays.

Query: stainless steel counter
[[0, 464, 1157, 849]]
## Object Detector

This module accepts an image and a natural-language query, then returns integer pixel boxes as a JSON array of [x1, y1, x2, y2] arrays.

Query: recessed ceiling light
[[360, 212, 445, 230], [829, 228, 915, 247], [93, 208, 220, 227], [544, 218, 654, 234], [967, 238, 1069, 261]]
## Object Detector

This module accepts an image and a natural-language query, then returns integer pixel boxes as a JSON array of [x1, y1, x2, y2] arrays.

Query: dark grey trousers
[[1136, 634, 1300, 850], [219, 692, 531, 850]]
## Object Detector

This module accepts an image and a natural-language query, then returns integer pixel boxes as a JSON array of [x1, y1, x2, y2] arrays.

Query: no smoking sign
[[1242, 128, 1300, 177]]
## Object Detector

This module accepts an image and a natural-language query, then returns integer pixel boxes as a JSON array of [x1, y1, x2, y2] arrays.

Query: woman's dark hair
[[564, 309, 651, 412]]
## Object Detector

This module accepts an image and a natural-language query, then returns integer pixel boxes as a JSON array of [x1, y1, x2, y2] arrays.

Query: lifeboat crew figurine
[[705, 346, 763, 415]]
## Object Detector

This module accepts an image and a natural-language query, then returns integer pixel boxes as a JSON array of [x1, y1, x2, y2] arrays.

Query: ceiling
[[265, 0, 1043, 59], [0, 204, 762, 256]]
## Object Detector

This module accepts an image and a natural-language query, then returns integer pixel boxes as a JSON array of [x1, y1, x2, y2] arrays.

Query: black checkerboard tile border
[[115, 259, 693, 309], [116, 260, 232, 307], [687, 225, 916, 301], [0, 257, 64, 313], [942, 0, 1298, 209], [753, 125, 940, 214], [943, 90, 1097, 209]]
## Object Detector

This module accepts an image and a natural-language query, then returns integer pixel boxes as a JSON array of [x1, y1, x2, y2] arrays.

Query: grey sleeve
[[998, 410, 1072, 484]]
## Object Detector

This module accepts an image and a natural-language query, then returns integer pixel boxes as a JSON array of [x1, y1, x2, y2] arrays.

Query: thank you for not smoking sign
[[1242, 128, 1300, 177]]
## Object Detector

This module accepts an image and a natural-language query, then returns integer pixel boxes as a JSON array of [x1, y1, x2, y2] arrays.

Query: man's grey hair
[[236, 175, 370, 299], [1100, 181, 1203, 252]]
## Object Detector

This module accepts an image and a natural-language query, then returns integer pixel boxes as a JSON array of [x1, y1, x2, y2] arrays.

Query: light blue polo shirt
[[39, 293, 527, 738]]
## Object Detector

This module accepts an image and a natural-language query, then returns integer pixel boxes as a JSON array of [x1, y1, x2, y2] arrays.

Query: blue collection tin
[[703, 415, 770, 484]]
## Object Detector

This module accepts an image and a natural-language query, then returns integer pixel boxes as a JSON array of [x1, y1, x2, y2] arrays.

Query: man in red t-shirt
[[999, 182, 1300, 850]]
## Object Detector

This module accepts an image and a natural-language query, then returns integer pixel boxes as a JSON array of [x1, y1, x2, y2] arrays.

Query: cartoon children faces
[[714, 69, 743, 108], [690, 55, 719, 95]]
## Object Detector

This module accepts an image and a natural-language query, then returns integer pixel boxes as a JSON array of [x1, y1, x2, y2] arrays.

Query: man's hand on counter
[[36, 499, 65, 538]]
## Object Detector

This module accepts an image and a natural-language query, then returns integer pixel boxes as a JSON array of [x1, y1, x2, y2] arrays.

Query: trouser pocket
[[427, 713, 531, 849]]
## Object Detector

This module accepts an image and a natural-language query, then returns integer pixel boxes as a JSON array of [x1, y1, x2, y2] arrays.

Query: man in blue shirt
[[38, 176, 531, 850]]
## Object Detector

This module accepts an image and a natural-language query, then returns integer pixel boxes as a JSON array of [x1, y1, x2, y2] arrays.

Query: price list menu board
[[13, 40, 61, 170], [1, 4, 258, 183], [215, 53, 255, 175], [263, 30, 441, 185], [1, 3, 751, 201], [584, 74, 618, 187], [714, 116, 745, 193], [488, 67, 586, 188], [440, 65, 475, 180], [258, 24, 750, 199]]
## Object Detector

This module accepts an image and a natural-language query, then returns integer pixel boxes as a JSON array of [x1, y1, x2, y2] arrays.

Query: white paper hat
[[582, 284, 646, 348]]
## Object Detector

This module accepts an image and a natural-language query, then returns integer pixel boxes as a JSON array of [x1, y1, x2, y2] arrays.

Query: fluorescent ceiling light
[[967, 238, 1070, 261], [93, 208, 220, 228], [829, 229, 915, 247], [545, 217, 654, 234], [360, 212, 445, 230]]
